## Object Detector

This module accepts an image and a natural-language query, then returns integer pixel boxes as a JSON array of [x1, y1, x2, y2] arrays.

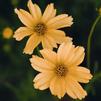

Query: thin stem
[[87, 15, 101, 68]]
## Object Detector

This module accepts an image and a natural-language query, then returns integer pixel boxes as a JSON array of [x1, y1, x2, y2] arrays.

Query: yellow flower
[[3, 27, 13, 39], [99, 7, 101, 15], [30, 42, 92, 99], [13, 0, 73, 54]]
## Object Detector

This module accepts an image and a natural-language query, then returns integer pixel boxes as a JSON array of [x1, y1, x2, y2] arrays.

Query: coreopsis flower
[[30, 42, 93, 99], [13, 0, 73, 54], [3, 27, 13, 39], [99, 7, 101, 15]]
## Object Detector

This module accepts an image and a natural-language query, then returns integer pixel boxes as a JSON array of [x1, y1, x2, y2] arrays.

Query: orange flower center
[[34, 23, 47, 35], [55, 65, 67, 77]]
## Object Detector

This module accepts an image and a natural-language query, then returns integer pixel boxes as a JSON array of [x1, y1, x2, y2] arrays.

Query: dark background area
[[0, 0, 101, 101]]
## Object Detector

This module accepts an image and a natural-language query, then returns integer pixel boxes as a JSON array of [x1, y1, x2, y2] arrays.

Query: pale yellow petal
[[15, 8, 35, 28], [69, 66, 93, 83], [40, 49, 57, 64], [45, 35, 57, 48], [71, 79, 87, 100], [42, 36, 53, 50], [42, 3, 56, 23], [50, 77, 56, 95], [51, 9, 56, 19], [65, 76, 87, 100], [33, 72, 54, 90], [27, 0, 42, 21], [65, 77, 77, 99], [76, 66, 90, 73], [47, 29, 72, 44], [50, 77, 66, 99], [65, 37, 73, 43], [23, 34, 41, 54], [57, 42, 74, 64], [69, 46, 85, 66], [47, 14, 73, 29], [13, 27, 34, 41], [30, 55, 55, 72]]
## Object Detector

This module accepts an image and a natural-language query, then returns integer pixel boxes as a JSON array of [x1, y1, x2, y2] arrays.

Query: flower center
[[34, 23, 47, 35], [55, 65, 67, 77]]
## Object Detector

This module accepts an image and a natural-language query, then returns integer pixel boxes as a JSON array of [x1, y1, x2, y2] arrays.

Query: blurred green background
[[0, 0, 101, 101]]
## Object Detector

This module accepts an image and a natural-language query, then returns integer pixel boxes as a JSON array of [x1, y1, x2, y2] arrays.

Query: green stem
[[87, 15, 101, 68]]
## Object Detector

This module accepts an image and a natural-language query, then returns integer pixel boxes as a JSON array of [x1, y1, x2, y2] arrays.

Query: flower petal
[[15, 8, 35, 28], [50, 77, 66, 99], [42, 3, 56, 23], [65, 76, 87, 100], [23, 34, 41, 54], [27, 0, 42, 21], [30, 55, 55, 72], [69, 66, 93, 83], [69, 46, 85, 66], [47, 29, 72, 44], [33, 72, 54, 90], [57, 42, 74, 64], [65, 77, 77, 99], [46, 35, 57, 48], [13, 27, 34, 41], [42, 35, 56, 50], [47, 14, 73, 29], [40, 49, 57, 64]]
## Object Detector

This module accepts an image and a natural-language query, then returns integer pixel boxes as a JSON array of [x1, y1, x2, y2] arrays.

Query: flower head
[[3, 27, 13, 39], [99, 7, 101, 15], [30, 42, 92, 99], [13, 0, 73, 54]]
